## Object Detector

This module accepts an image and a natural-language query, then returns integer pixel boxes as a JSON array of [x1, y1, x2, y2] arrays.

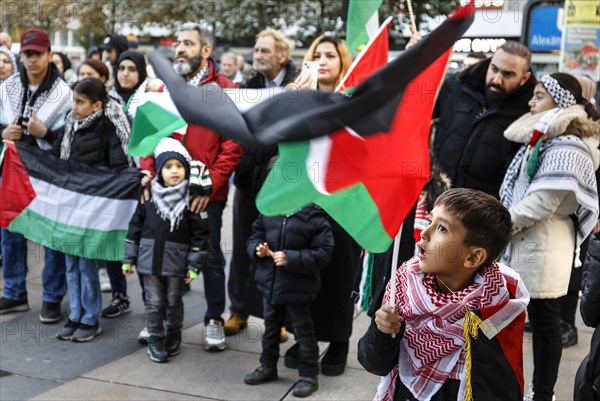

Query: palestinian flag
[[344, 0, 384, 53], [257, 17, 396, 252], [147, 1, 475, 252], [129, 92, 187, 156], [0, 142, 141, 261], [129, 89, 283, 156]]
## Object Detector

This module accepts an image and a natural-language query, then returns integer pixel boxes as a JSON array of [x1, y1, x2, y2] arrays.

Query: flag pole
[[388, 224, 402, 338], [406, 0, 417, 34]]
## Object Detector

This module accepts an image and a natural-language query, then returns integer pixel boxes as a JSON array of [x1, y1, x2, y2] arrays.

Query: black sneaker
[[101, 293, 131, 318], [0, 297, 29, 315], [147, 337, 169, 363], [56, 320, 80, 340], [561, 320, 578, 348], [39, 302, 62, 323], [72, 323, 102, 342], [165, 331, 182, 357], [292, 377, 319, 397], [244, 365, 278, 385]]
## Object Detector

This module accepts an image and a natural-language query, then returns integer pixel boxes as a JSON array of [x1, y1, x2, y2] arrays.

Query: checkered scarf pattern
[[540, 75, 577, 109], [374, 257, 513, 401], [150, 177, 189, 232]]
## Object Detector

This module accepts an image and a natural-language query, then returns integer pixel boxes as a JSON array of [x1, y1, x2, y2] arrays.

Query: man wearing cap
[[100, 34, 129, 88], [140, 22, 242, 352], [0, 28, 72, 322]]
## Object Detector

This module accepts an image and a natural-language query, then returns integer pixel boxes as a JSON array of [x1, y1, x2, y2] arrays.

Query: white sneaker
[[523, 383, 555, 401], [204, 319, 225, 351], [138, 327, 150, 345], [99, 268, 112, 292]]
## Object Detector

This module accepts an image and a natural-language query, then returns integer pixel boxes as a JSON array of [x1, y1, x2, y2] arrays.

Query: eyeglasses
[[172, 40, 207, 49], [172, 40, 197, 49]]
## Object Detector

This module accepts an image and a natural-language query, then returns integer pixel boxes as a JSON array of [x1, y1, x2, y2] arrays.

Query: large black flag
[[148, 1, 475, 146]]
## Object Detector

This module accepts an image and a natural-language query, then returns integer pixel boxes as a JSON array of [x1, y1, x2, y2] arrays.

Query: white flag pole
[[388, 224, 403, 338]]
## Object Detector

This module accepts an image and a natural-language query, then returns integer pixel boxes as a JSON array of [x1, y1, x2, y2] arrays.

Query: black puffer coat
[[123, 202, 209, 277], [247, 204, 334, 305], [575, 232, 600, 401], [52, 115, 129, 170], [432, 59, 536, 196]]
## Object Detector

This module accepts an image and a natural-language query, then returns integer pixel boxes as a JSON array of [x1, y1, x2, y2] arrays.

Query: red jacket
[[141, 59, 243, 202]]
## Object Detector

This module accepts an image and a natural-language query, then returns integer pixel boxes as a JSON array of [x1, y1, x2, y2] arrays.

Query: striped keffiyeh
[[374, 257, 528, 401]]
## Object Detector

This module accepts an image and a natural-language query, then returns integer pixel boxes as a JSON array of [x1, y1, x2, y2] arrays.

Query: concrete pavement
[[0, 199, 592, 401]]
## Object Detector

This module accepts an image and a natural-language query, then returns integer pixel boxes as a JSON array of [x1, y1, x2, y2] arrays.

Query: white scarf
[[150, 177, 189, 232]]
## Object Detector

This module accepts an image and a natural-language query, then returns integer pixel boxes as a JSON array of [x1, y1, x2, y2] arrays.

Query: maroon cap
[[20, 28, 51, 53]]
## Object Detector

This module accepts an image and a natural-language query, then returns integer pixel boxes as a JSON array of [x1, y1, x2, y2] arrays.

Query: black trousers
[[228, 189, 264, 318], [260, 298, 318, 377], [528, 298, 562, 401]]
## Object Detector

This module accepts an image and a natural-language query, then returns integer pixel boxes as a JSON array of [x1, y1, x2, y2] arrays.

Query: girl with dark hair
[[500, 72, 600, 401], [52, 77, 131, 342], [52, 52, 77, 86]]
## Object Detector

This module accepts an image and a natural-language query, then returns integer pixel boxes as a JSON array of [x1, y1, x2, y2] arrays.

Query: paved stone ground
[[0, 198, 591, 401]]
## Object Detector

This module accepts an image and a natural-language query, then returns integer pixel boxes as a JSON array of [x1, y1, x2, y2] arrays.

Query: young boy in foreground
[[358, 188, 530, 401]]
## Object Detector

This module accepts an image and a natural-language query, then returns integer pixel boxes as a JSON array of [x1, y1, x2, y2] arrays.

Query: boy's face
[[161, 159, 186, 187], [416, 205, 473, 281]]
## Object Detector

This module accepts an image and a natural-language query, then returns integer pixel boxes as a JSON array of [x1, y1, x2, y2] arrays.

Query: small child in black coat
[[122, 137, 209, 363], [244, 204, 334, 398]]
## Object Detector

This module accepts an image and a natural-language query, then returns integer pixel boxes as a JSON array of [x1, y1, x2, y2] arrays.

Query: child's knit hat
[[154, 137, 192, 178]]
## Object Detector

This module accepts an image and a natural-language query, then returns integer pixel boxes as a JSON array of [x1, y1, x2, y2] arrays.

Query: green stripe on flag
[[256, 142, 392, 252], [129, 101, 187, 156], [346, 0, 384, 52], [9, 208, 127, 261]]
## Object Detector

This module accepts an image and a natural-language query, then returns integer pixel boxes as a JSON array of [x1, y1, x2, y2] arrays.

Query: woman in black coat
[[574, 230, 600, 401]]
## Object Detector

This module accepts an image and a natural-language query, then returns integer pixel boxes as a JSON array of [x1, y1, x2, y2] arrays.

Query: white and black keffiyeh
[[187, 63, 209, 87], [104, 98, 134, 165], [500, 134, 599, 250], [540, 75, 577, 109], [59, 98, 134, 166], [150, 177, 189, 232], [60, 109, 103, 159], [0, 74, 71, 150]]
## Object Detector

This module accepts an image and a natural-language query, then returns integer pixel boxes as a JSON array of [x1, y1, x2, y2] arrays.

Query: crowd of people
[[0, 22, 599, 401]]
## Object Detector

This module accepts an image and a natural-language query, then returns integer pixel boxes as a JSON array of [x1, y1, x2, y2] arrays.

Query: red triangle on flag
[[0, 142, 37, 228]]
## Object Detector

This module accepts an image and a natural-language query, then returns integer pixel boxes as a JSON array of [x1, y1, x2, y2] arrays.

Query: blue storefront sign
[[528, 5, 564, 52]]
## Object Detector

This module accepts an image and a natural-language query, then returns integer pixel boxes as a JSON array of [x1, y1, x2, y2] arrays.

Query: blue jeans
[[65, 255, 101, 326], [1, 229, 28, 300], [203, 201, 226, 323], [1, 229, 66, 303], [42, 247, 67, 304]]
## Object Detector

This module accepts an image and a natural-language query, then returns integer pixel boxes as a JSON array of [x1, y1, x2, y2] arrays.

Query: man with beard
[[224, 29, 297, 336], [431, 41, 536, 197], [140, 22, 242, 352]]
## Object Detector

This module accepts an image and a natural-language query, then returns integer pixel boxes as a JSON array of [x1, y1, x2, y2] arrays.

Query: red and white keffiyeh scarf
[[374, 256, 528, 401]]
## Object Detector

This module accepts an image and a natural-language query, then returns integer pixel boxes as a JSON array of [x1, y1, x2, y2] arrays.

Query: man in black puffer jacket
[[432, 41, 536, 197], [575, 231, 600, 401]]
